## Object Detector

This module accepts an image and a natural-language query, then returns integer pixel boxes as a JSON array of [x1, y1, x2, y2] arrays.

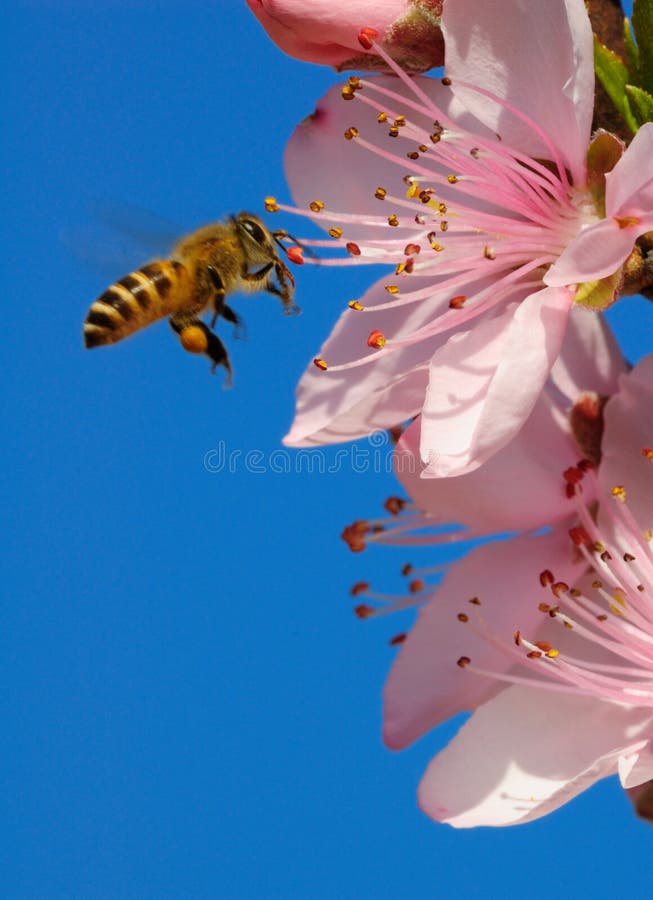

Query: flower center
[[269, 30, 594, 374], [457, 456, 653, 707]]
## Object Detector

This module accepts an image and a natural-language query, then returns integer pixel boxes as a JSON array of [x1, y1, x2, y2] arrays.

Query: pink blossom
[[393, 311, 626, 536], [379, 356, 653, 827], [245, 0, 443, 73], [277, 0, 653, 477]]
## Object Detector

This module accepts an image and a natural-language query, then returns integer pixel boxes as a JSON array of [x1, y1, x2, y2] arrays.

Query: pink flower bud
[[245, 0, 444, 73]]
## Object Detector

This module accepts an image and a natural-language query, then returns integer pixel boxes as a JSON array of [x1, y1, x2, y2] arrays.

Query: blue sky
[[3, 2, 653, 897]]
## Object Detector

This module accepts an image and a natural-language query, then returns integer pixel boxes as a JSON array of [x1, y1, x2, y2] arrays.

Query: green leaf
[[625, 83, 653, 125], [624, 17, 640, 79], [593, 37, 639, 133], [633, 0, 653, 94], [574, 270, 623, 311]]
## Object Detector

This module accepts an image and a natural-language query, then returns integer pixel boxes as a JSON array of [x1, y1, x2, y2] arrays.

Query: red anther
[[457, 613, 469, 623], [384, 496, 406, 515], [341, 520, 369, 552], [468, 596, 481, 605], [563, 466, 583, 484], [457, 656, 471, 668], [354, 604, 375, 619], [565, 482, 577, 499], [600, 550, 612, 562], [367, 329, 386, 349], [349, 520, 369, 535], [539, 569, 555, 587], [389, 633, 407, 646], [401, 563, 413, 576], [350, 581, 370, 596], [527, 650, 543, 659], [358, 27, 379, 50], [642, 447, 653, 460], [346, 242, 361, 256], [448, 295, 466, 309], [409, 579, 425, 593], [514, 630, 522, 645], [624, 552, 636, 562], [569, 525, 590, 546], [552, 581, 569, 598], [535, 641, 552, 652], [285, 246, 304, 265], [404, 243, 421, 256]]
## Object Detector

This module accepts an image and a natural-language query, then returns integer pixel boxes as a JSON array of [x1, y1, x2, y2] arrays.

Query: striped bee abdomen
[[83, 260, 193, 348]]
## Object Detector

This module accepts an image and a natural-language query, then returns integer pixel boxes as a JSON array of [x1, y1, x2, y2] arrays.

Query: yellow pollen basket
[[180, 326, 209, 355]]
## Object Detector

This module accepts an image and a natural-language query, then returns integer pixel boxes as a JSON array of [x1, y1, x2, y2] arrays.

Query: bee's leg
[[169, 314, 232, 384], [241, 260, 299, 315], [207, 265, 227, 328], [221, 303, 247, 340], [241, 261, 273, 285], [265, 275, 301, 316], [206, 266, 245, 338], [273, 260, 300, 314]]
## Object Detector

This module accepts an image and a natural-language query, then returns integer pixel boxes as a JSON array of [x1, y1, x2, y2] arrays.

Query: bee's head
[[234, 212, 278, 264]]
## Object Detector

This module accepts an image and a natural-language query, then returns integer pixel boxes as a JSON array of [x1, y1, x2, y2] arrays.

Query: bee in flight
[[83, 212, 300, 381]]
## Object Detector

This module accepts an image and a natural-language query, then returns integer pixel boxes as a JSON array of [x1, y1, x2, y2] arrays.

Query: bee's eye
[[241, 218, 267, 246]]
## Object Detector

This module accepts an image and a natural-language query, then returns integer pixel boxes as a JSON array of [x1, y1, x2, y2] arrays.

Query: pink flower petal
[[284, 362, 429, 446], [549, 306, 628, 401], [283, 275, 453, 446], [283, 269, 505, 447], [284, 76, 493, 243], [606, 122, 653, 217], [545, 216, 653, 286], [442, 0, 593, 183], [383, 529, 584, 750], [599, 355, 653, 534], [619, 741, 653, 789], [420, 287, 572, 477], [395, 396, 579, 533], [417, 686, 653, 827], [547, 125, 653, 286], [246, 0, 418, 68]]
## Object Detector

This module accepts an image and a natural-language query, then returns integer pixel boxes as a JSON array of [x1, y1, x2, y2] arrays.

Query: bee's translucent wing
[[61, 201, 182, 278]]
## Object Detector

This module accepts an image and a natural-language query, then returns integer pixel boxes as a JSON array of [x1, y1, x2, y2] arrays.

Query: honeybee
[[83, 213, 299, 381]]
